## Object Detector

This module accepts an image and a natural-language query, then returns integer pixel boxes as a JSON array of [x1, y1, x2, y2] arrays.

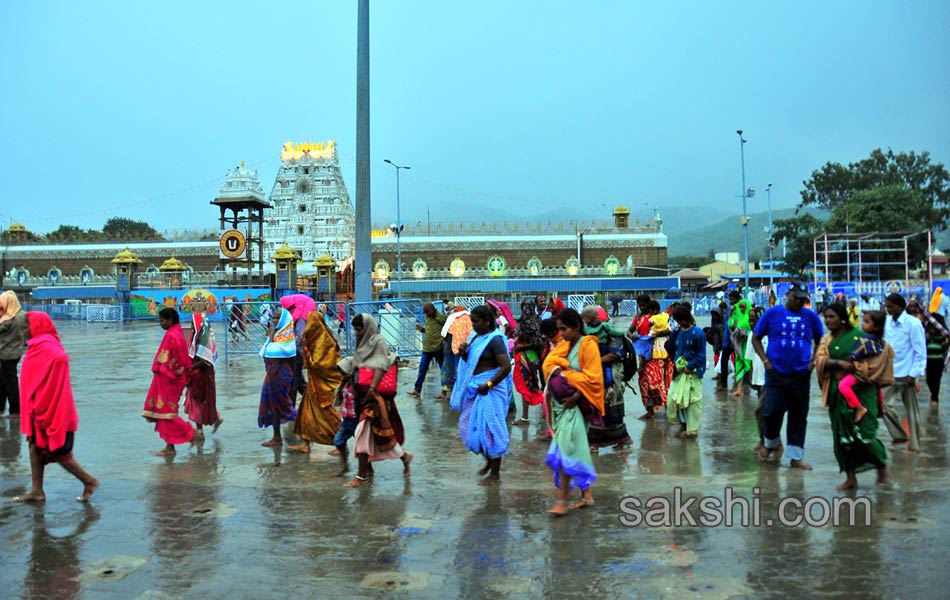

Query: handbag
[[356, 363, 398, 396]]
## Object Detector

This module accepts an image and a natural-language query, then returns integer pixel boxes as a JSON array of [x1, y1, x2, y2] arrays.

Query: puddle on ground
[[188, 501, 237, 519], [78, 555, 149, 582], [135, 590, 181, 600], [370, 513, 435, 539], [360, 571, 430, 590], [483, 576, 535, 594], [643, 545, 700, 568], [876, 514, 933, 530], [656, 575, 753, 599]]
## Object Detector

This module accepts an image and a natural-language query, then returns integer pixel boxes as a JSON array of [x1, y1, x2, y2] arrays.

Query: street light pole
[[766, 182, 774, 289], [384, 158, 410, 298], [737, 130, 750, 291]]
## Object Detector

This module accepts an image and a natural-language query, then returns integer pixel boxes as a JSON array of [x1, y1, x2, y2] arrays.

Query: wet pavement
[[1, 319, 949, 599]]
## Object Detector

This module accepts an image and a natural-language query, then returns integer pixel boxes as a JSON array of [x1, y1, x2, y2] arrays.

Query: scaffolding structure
[[812, 230, 933, 294]]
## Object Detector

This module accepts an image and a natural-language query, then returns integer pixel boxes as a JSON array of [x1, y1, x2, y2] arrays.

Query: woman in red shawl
[[13, 312, 98, 503], [142, 308, 194, 456]]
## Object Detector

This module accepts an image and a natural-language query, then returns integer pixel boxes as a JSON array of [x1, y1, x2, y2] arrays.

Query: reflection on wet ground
[[1, 321, 948, 598]]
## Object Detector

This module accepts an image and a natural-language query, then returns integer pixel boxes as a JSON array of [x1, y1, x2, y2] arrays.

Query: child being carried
[[650, 308, 671, 360], [837, 310, 894, 423], [581, 306, 627, 393]]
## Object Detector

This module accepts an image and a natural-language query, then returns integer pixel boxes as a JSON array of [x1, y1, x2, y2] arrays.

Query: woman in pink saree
[[142, 308, 194, 456]]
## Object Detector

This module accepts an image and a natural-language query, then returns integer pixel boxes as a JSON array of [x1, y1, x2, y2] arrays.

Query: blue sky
[[1, 1, 948, 233]]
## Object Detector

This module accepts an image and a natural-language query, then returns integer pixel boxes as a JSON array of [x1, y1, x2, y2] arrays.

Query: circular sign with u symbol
[[219, 229, 247, 259]]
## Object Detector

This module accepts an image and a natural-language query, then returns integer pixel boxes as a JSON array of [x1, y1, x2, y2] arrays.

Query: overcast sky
[[2, 1, 948, 233]]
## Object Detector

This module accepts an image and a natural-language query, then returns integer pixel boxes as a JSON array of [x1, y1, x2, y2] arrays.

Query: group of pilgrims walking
[[4, 281, 948, 508]]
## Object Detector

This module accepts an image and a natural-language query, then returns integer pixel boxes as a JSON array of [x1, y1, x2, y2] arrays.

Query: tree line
[[773, 149, 949, 278], [3, 218, 165, 244]]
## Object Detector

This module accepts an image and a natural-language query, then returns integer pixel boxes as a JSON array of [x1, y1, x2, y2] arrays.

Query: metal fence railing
[[343, 299, 443, 359], [566, 294, 596, 313], [452, 296, 485, 311]]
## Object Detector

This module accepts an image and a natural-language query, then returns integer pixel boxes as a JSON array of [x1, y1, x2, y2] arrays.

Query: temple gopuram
[[265, 140, 355, 265]]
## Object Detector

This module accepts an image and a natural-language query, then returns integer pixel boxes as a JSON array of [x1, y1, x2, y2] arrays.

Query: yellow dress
[[292, 313, 343, 445]]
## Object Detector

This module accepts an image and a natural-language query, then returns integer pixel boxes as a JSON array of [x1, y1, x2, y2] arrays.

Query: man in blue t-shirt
[[751, 281, 824, 469]]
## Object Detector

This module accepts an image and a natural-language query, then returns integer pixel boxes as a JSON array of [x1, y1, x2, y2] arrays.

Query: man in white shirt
[[881, 293, 927, 453]]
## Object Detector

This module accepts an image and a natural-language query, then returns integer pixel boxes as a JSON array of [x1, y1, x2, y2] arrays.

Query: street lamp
[[766, 182, 774, 289], [736, 130, 750, 291], [383, 158, 410, 297]]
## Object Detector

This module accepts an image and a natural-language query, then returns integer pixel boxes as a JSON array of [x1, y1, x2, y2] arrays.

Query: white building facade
[[263, 140, 355, 263]]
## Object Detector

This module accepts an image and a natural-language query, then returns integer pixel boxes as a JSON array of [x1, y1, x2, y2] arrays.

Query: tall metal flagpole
[[737, 130, 750, 291], [766, 182, 774, 289], [384, 159, 411, 298], [354, 0, 372, 301]]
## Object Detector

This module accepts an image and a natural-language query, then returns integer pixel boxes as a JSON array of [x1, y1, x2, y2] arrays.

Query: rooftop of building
[[371, 216, 664, 238]]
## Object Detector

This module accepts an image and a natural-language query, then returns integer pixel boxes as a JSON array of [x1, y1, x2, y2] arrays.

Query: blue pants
[[763, 369, 812, 461], [413, 348, 444, 393], [333, 417, 359, 451], [440, 339, 457, 391]]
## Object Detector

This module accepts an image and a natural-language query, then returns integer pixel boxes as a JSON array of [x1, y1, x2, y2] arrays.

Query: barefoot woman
[[14, 312, 98, 503], [815, 303, 891, 490], [185, 312, 223, 440], [542, 308, 604, 515], [340, 314, 412, 487], [288, 311, 343, 454], [258, 307, 297, 446], [142, 308, 195, 456], [450, 305, 512, 485]]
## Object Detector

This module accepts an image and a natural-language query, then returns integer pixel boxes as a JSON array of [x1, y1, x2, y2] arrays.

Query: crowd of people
[[4, 283, 948, 509]]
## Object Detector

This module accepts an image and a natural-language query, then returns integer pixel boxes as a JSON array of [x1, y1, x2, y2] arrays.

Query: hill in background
[[667, 208, 802, 259], [668, 208, 949, 261]]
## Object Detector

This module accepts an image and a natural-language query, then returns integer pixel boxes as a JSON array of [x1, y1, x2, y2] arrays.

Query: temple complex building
[[263, 140, 355, 264], [368, 206, 669, 294]]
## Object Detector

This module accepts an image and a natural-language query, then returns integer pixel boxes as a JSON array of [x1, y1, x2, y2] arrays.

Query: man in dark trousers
[[751, 282, 824, 469], [407, 303, 447, 398]]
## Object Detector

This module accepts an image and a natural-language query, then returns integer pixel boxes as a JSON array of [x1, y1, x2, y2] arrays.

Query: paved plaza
[[1, 320, 948, 599]]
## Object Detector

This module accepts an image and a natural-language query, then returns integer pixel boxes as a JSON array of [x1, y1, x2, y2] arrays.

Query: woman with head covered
[[142, 308, 195, 456], [0, 291, 27, 418], [338, 313, 413, 487], [13, 312, 98, 503]]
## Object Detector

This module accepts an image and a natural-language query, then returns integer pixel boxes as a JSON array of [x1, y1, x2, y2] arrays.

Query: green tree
[[102, 217, 164, 241], [800, 148, 950, 232], [826, 185, 927, 233], [772, 213, 825, 277], [46, 225, 87, 242]]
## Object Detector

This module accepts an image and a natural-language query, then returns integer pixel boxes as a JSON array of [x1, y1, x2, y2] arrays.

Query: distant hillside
[[668, 208, 819, 258]]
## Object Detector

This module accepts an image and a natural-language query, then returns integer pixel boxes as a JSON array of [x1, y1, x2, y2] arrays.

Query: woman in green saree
[[729, 299, 752, 398], [815, 303, 889, 491]]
